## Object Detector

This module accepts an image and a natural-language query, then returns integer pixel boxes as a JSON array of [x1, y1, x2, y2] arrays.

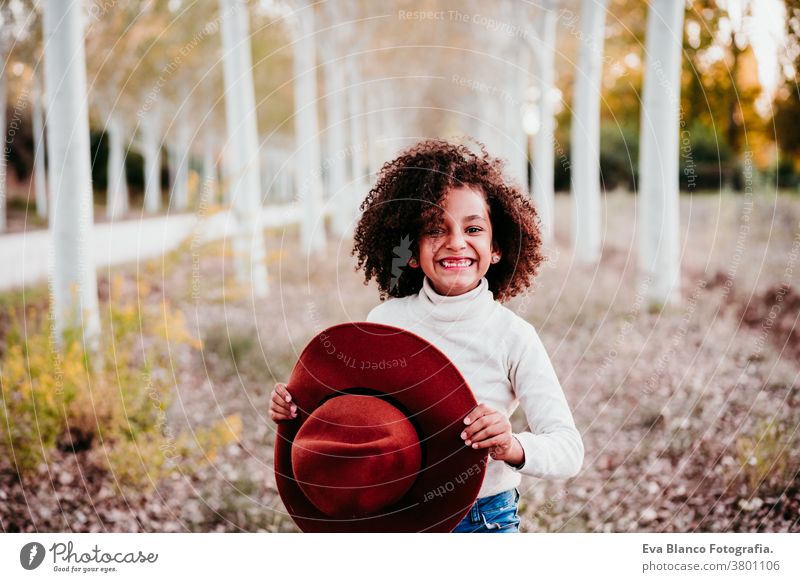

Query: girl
[[270, 139, 584, 533]]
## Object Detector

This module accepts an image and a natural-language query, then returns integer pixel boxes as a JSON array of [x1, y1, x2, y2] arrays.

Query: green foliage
[[599, 123, 639, 192], [735, 418, 798, 496], [0, 275, 240, 491], [89, 130, 147, 192], [202, 322, 261, 380]]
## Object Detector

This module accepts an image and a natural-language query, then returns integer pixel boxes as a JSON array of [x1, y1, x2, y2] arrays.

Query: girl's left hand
[[461, 403, 525, 466]]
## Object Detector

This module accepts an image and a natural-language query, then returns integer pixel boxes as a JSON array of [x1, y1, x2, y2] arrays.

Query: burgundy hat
[[274, 322, 487, 532]]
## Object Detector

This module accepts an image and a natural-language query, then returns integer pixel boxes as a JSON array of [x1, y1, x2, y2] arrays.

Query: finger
[[467, 422, 507, 446], [270, 396, 297, 417], [461, 413, 500, 440], [271, 388, 293, 407], [463, 403, 493, 425], [472, 434, 510, 450], [489, 444, 511, 459], [271, 392, 296, 415], [269, 407, 289, 421], [274, 383, 293, 403], [270, 404, 295, 421]]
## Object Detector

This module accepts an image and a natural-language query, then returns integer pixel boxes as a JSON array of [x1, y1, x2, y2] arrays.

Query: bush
[[735, 418, 798, 496], [599, 123, 639, 192], [0, 275, 241, 490]]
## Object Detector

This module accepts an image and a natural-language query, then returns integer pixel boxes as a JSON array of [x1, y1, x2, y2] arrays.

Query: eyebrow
[[428, 214, 488, 226]]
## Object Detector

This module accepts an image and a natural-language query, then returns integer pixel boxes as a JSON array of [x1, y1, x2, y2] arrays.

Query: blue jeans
[[452, 488, 521, 533]]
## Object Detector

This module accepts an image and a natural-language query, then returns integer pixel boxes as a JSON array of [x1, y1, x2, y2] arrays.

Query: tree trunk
[[0, 68, 7, 234], [120, 134, 129, 214], [347, 55, 367, 216], [571, 0, 608, 263], [141, 106, 162, 213], [32, 75, 48, 219], [219, 0, 269, 296], [511, 51, 531, 189], [638, 0, 684, 306], [500, 1, 528, 188], [292, 1, 326, 255], [201, 129, 216, 210], [169, 118, 190, 211], [532, 1, 557, 243], [365, 91, 381, 179], [322, 37, 349, 236], [42, 0, 100, 348], [106, 115, 127, 219]]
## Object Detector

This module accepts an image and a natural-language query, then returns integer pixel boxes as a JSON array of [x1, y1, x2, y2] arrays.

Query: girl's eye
[[425, 227, 482, 236]]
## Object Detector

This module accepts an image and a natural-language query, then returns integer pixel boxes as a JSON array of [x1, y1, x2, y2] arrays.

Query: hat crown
[[291, 394, 422, 519]]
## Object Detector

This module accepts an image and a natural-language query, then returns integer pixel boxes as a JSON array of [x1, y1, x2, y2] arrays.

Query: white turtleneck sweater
[[366, 275, 584, 498]]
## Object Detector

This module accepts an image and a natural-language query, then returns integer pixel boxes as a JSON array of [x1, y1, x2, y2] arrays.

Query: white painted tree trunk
[[120, 135, 129, 214], [32, 75, 48, 219], [168, 119, 190, 211], [512, 51, 531, 189], [292, 2, 326, 255], [499, 7, 526, 188], [221, 145, 233, 205], [532, 1, 557, 243], [42, 0, 100, 347], [377, 89, 391, 158], [347, 56, 367, 216], [381, 98, 403, 161], [365, 90, 382, 179], [219, 0, 269, 296], [475, 101, 498, 157], [141, 107, 162, 213], [571, 0, 608, 263], [638, 0, 684, 306], [201, 129, 216, 210], [322, 40, 349, 237], [106, 115, 127, 219], [0, 69, 7, 234]]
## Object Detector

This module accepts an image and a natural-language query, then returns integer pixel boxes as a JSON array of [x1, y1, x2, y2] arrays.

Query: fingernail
[[464, 417, 471, 425], [472, 443, 478, 449], [460, 431, 466, 439], [465, 439, 471, 446], [285, 395, 291, 403]]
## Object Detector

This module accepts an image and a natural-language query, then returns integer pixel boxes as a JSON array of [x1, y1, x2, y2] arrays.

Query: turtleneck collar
[[415, 275, 496, 323]]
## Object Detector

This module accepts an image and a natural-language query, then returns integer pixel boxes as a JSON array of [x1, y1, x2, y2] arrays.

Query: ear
[[491, 242, 502, 262]]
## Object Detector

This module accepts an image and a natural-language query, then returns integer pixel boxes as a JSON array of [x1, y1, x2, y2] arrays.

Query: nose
[[445, 229, 467, 250]]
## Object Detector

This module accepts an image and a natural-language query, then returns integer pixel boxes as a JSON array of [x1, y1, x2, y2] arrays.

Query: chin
[[430, 275, 483, 295]]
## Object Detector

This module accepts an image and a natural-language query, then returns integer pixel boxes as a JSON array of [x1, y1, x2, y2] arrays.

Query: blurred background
[[0, 0, 798, 533]]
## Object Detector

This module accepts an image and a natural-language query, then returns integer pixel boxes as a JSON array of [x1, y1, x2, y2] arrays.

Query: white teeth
[[440, 259, 473, 267]]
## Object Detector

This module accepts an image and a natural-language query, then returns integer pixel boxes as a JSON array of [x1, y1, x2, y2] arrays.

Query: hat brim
[[274, 322, 487, 532]]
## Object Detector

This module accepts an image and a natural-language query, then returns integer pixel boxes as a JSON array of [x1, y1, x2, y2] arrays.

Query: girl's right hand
[[269, 382, 297, 422]]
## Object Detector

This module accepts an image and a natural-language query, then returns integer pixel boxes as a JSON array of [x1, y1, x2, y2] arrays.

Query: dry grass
[[2, 191, 798, 532]]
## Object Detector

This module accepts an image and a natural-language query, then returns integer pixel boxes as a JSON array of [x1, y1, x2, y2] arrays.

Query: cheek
[[418, 240, 437, 261]]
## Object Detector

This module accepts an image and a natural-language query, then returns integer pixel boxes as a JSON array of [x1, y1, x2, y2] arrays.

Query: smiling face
[[412, 186, 500, 296]]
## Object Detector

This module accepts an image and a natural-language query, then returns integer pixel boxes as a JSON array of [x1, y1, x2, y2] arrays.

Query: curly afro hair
[[351, 138, 545, 304]]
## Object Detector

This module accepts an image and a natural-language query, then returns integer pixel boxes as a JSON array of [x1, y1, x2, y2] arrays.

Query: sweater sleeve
[[506, 320, 584, 479]]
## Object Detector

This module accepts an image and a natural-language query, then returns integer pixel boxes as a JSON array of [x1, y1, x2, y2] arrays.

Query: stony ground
[[2, 191, 799, 532]]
